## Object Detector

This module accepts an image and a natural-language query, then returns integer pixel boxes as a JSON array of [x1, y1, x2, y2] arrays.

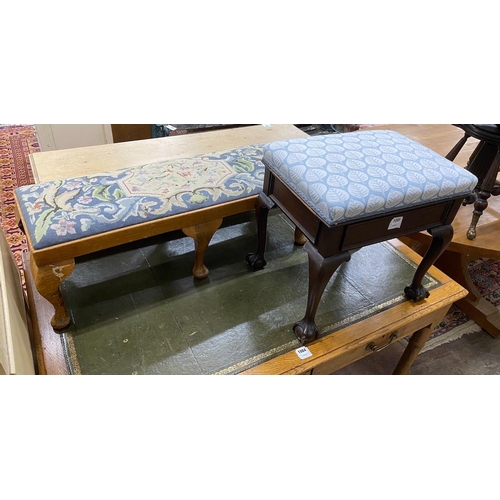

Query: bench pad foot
[[182, 218, 223, 279]]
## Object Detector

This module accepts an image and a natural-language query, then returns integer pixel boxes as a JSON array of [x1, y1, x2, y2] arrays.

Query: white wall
[[35, 124, 113, 151]]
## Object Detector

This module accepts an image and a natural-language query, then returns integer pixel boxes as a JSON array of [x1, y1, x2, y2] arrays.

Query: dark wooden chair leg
[[461, 142, 484, 206], [445, 132, 470, 161], [404, 224, 453, 301], [293, 242, 351, 345], [246, 192, 275, 270], [466, 148, 500, 240]]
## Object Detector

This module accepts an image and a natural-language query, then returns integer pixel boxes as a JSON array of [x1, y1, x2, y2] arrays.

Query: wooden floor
[[370, 124, 480, 166], [30, 124, 500, 375]]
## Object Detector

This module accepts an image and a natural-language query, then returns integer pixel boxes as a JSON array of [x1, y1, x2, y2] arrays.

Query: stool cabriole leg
[[404, 224, 453, 302], [246, 192, 275, 270], [30, 257, 75, 330], [293, 242, 351, 345]]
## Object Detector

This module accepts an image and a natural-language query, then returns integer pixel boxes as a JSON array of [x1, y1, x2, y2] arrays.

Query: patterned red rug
[[0, 124, 38, 278], [420, 258, 500, 351], [1, 124, 497, 349]]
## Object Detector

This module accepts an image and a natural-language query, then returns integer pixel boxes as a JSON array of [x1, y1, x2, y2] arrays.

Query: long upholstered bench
[[14, 144, 273, 330]]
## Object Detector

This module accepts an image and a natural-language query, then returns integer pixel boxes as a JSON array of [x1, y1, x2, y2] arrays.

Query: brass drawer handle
[[365, 332, 398, 352]]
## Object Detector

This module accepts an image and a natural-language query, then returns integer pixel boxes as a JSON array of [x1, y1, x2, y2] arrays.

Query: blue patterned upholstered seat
[[262, 130, 478, 226], [16, 145, 264, 250]]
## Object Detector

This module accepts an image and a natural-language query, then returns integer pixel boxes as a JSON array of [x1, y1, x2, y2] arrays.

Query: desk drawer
[[310, 309, 444, 375]]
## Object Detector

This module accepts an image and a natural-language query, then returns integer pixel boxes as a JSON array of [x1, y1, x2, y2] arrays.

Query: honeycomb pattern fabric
[[262, 130, 478, 226]]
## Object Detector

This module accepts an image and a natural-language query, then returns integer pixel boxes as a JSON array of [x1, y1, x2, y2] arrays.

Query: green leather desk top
[[59, 211, 438, 375]]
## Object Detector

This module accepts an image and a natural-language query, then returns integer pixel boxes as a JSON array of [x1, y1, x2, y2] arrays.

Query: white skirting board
[[0, 232, 35, 375]]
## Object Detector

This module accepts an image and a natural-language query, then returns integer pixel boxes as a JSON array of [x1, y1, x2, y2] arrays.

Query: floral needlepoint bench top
[[263, 130, 479, 226], [16, 145, 265, 250]]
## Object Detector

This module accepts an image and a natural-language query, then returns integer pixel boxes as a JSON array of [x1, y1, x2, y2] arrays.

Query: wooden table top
[[242, 239, 466, 374], [29, 124, 308, 183], [26, 236, 466, 375], [371, 124, 499, 260]]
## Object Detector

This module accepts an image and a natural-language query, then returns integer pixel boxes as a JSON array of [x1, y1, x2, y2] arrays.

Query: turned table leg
[[393, 325, 434, 374], [393, 303, 454, 374], [293, 242, 351, 345], [182, 218, 223, 279], [404, 224, 453, 302], [30, 257, 75, 330], [393, 324, 436, 374]]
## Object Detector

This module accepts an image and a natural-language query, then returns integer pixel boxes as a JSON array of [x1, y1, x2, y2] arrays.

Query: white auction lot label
[[388, 216, 403, 230], [295, 346, 312, 359]]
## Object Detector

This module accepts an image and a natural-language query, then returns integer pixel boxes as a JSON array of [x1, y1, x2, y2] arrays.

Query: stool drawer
[[341, 202, 450, 251]]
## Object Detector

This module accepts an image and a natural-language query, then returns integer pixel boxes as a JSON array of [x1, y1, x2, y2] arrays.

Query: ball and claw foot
[[404, 284, 430, 302], [293, 319, 319, 345], [246, 252, 266, 270]]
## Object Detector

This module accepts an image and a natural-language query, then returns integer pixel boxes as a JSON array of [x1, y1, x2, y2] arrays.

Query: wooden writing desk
[[25, 124, 467, 374], [26, 238, 466, 375]]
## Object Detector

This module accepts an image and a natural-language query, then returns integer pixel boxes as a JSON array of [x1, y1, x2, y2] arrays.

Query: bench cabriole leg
[[404, 224, 453, 302], [30, 257, 75, 330], [182, 218, 223, 279]]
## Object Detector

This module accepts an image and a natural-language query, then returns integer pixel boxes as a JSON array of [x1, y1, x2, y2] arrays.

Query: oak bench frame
[[15, 193, 263, 330]]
